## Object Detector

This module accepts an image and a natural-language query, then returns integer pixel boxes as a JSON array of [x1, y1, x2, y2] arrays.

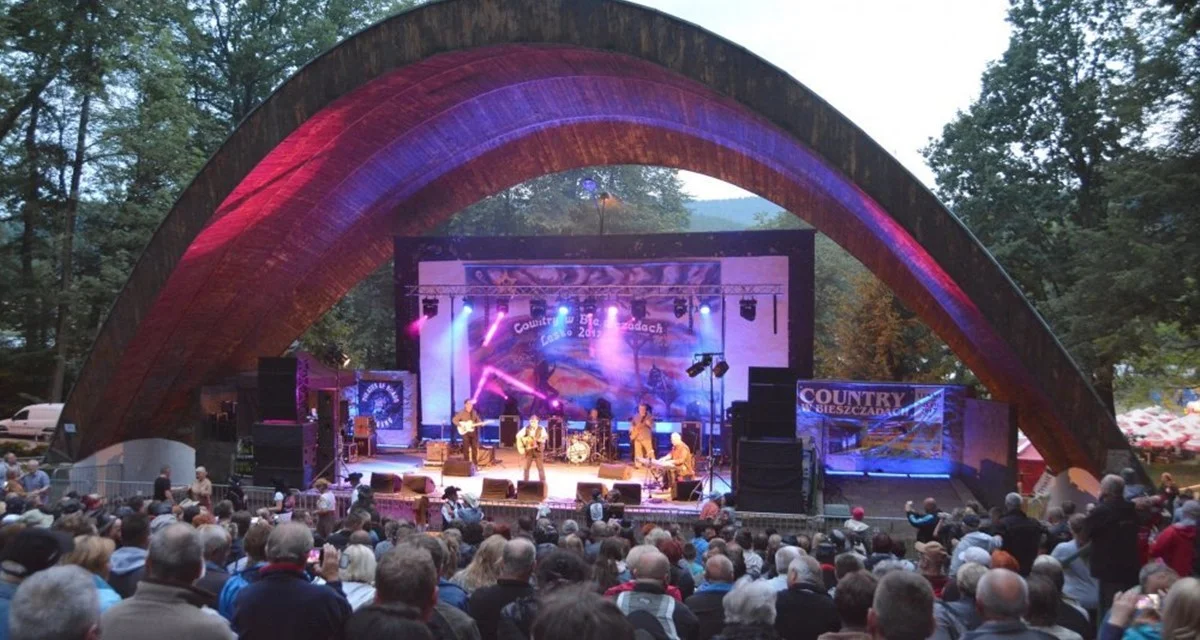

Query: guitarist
[[452, 399, 483, 465], [630, 403, 656, 468], [516, 414, 549, 483]]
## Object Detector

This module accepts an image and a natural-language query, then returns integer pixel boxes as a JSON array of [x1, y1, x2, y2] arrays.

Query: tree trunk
[[20, 101, 42, 351], [1093, 362, 1116, 416], [50, 92, 91, 402]]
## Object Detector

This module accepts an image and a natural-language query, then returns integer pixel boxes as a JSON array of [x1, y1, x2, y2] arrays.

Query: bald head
[[705, 554, 735, 584], [633, 548, 671, 583], [923, 498, 938, 514], [977, 569, 1028, 621]]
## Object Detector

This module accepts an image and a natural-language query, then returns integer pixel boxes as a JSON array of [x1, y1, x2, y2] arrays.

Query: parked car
[[0, 403, 63, 438]]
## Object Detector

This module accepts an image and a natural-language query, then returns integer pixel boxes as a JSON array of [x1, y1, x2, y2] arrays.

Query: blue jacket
[[231, 565, 351, 640], [218, 561, 265, 620], [439, 578, 470, 611], [93, 575, 122, 612], [0, 579, 18, 640]]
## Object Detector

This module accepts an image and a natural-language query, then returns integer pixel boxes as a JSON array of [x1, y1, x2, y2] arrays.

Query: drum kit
[[563, 430, 616, 464]]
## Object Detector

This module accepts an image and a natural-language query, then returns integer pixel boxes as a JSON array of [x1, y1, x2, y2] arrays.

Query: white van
[[0, 403, 63, 438]]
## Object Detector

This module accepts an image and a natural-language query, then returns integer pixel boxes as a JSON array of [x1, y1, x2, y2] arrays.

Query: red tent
[[1017, 440, 1047, 495]]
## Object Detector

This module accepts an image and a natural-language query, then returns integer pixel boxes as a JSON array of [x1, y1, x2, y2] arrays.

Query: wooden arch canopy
[[55, 0, 1128, 472]]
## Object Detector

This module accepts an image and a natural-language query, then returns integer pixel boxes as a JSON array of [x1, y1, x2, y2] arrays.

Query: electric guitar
[[455, 419, 493, 436]]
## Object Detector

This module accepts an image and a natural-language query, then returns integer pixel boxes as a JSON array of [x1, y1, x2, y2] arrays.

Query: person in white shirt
[[516, 415, 549, 483], [314, 478, 337, 538]]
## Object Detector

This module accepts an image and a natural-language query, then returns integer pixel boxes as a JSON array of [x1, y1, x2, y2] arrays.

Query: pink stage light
[[606, 305, 618, 317], [407, 315, 428, 336], [471, 365, 547, 403], [551, 399, 561, 408], [482, 311, 506, 346]]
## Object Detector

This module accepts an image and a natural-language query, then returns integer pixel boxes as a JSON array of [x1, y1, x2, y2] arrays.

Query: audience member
[[685, 555, 736, 640], [532, 586, 639, 640], [218, 520, 271, 619], [821, 570, 877, 640], [1050, 514, 1098, 617], [100, 524, 234, 639], [8, 565, 99, 640], [62, 535, 121, 612], [916, 541, 950, 597], [378, 543, 478, 640], [195, 523, 232, 608], [766, 546, 802, 591], [341, 543, 377, 610], [0, 528, 74, 640], [498, 548, 590, 640], [231, 522, 351, 640], [776, 555, 840, 640], [934, 562, 987, 640], [453, 534, 506, 594], [469, 537, 537, 640], [951, 514, 1002, 576], [108, 511, 149, 598], [614, 547, 699, 640], [1149, 499, 1198, 578], [868, 571, 936, 640], [906, 498, 943, 543], [1101, 576, 1200, 640], [1029, 556, 1091, 640], [1025, 575, 1081, 640], [711, 577, 779, 640], [996, 493, 1043, 576], [1043, 508, 1070, 553], [326, 510, 367, 550], [1086, 474, 1141, 619], [344, 602, 436, 639], [962, 569, 1044, 640]]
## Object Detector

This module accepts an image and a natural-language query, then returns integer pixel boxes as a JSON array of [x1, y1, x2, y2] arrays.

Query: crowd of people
[[0, 465, 1196, 640]]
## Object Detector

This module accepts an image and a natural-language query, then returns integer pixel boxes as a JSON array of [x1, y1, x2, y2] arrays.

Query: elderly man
[[766, 545, 803, 591], [469, 538, 537, 640], [9, 565, 100, 640], [867, 571, 936, 640], [776, 556, 841, 640], [374, 544, 478, 640], [101, 524, 234, 639], [0, 529, 75, 640], [820, 570, 877, 640], [933, 563, 987, 640], [952, 514, 1002, 576], [709, 578, 778, 639], [613, 547, 698, 640], [1085, 474, 1140, 618], [685, 555, 735, 640], [17, 461, 49, 499], [1030, 556, 1091, 640], [906, 498, 944, 543], [961, 569, 1046, 640], [232, 522, 350, 640], [996, 493, 1043, 576], [195, 524, 233, 608]]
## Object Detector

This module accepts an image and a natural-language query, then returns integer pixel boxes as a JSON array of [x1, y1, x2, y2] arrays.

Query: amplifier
[[424, 441, 449, 466]]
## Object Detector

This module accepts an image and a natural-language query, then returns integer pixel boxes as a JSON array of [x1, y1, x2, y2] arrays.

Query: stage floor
[[346, 447, 732, 508]]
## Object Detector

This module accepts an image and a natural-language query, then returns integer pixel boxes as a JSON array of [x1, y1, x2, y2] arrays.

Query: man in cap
[[0, 528, 75, 640]]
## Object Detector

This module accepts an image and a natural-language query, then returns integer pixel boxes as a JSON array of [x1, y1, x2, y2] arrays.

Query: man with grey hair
[[776, 556, 840, 640], [398, 535, 479, 640], [196, 524, 233, 607], [1150, 499, 1200, 577], [231, 522, 350, 640], [962, 569, 1048, 640], [1085, 473, 1139, 619], [615, 546, 699, 640], [996, 493, 1043, 576], [101, 523, 235, 639], [718, 577, 778, 637], [9, 565, 99, 640], [468, 537, 536, 640], [1030, 556, 1091, 640], [766, 545, 803, 591], [868, 571, 935, 640], [933, 563, 987, 640], [685, 555, 736, 639]]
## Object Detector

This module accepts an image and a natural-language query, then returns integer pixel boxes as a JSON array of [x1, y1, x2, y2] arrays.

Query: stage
[[346, 446, 732, 509]]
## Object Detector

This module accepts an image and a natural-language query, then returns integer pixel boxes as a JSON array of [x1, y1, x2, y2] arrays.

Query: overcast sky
[[630, 0, 1013, 201]]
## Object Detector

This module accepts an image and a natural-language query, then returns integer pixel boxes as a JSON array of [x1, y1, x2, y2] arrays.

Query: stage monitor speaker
[[443, 459, 476, 477], [576, 482, 608, 504], [516, 480, 546, 502], [251, 421, 318, 488], [258, 357, 298, 421], [401, 474, 435, 495], [612, 482, 642, 506], [482, 478, 515, 501], [598, 463, 633, 480], [500, 416, 519, 447], [675, 480, 703, 502], [370, 472, 398, 493], [735, 438, 814, 513], [477, 446, 495, 466]]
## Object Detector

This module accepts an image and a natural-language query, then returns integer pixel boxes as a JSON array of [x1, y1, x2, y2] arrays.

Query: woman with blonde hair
[[64, 535, 121, 611], [451, 534, 506, 594], [1162, 577, 1200, 640], [340, 543, 377, 610]]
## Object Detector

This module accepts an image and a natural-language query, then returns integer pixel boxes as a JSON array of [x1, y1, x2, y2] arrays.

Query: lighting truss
[[404, 283, 784, 298]]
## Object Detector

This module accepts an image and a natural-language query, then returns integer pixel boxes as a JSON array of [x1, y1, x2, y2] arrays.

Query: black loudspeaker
[[598, 463, 633, 480], [259, 358, 298, 421], [612, 482, 642, 506], [370, 472, 399, 493], [400, 474, 435, 495], [682, 421, 702, 453], [314, 392, 336, 481], [735, 437, 813, 513], [675, 480, 703, 502], [443, 460, 476, 477], [516, 481, 546, 502], [252, 421, 318, 489], [595, 398, 613, 420], [747, 367, 796, 439], [500, 416, 519, 447], [576, 482, 607, 504], [482, 478, 515, 500]]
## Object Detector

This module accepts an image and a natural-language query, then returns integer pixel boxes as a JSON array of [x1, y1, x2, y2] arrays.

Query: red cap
[[851, 506, 865, 520]]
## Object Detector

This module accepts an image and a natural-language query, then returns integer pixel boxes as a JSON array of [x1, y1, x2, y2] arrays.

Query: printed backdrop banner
[[465, 262, 722, 421], [796, 381, 966, 474], [356, 380, 405, 430]]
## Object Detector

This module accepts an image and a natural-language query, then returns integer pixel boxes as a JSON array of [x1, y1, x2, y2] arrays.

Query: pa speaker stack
[[746, 367, 797, 439], [735, 437, 814, 513], [251, 421, 318, 489]]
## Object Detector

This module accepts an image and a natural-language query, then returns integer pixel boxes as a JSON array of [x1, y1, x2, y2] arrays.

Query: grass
[[1147, 459, 1200, 491]]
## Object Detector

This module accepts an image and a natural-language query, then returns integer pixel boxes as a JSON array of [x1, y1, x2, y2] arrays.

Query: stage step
[[822, 474, 981, 528]]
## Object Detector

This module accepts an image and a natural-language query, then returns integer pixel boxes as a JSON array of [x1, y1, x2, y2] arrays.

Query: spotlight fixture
[[581, 296, 597, 316], [557, 297, 571, 316], [686, 355, 713, 378], [530, 298, 547, 318], [581, 176, 598, 194], [699, 302, 711, 315], [712, 360, 730, 378], [606, 304, 619, 318], [462, 296, 474, 313], [631, 299, 648, 321], [673, 297, 688, 319], [740, 297, 758, 322], [496, 297, 510, 314], [422, 297, 439, 318]]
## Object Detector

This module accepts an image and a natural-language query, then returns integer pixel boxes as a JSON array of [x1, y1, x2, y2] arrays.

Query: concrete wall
[[71, 438, 196, 484]]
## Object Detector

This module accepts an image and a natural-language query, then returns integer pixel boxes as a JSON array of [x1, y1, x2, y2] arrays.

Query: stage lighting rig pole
[[689, 351, 728, 498]]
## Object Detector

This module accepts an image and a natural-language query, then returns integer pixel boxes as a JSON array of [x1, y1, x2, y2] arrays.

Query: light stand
[[313, 347, 351, 486], [688, 352, 729, 499]]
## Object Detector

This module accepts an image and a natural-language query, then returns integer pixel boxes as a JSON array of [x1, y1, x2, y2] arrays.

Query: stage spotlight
[[581, 176, 598, 194], [631, 299, 647, 320], [581, 296, 597, 316], [740, 297, 757, 321], [700, 302, 711, 315], [422, 297, 439, 318], [606, 304, 619, 318], [712, 360, 729, 378], [673, 298, 688, 318], [462, 296, 474, 313], [557, 299, 570, 316], [530, 298, 546, 318], [686, 355, 713, 378], [496, 297, 510, 314]]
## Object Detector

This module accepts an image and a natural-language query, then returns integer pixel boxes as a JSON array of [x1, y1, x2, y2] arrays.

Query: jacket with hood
[[108, 546, 148, 598], [950, 531, 1003, 574], [1149, 521, 1196, 577]]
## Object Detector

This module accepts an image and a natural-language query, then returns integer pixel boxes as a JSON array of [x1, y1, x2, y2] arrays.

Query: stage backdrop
[[464, 262, 722, 421], [796, 380, 967, 474]]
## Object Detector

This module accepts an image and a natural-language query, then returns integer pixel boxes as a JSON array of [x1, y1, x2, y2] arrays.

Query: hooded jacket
[[108, 546, 148, 598], [950, 531, 1003, 574], [1149, 521, 1196, 578]]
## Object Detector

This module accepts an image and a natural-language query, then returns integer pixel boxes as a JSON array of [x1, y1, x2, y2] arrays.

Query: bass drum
[[566, 437, 592, 465]]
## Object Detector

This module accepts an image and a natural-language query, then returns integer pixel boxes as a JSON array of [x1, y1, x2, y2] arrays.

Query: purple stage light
[[607, 305, 618, 317], [482, 311, 505, 346], [551, 399, 561, 408], [700, 303, 711, 314], [557, 304, 569, 316]]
